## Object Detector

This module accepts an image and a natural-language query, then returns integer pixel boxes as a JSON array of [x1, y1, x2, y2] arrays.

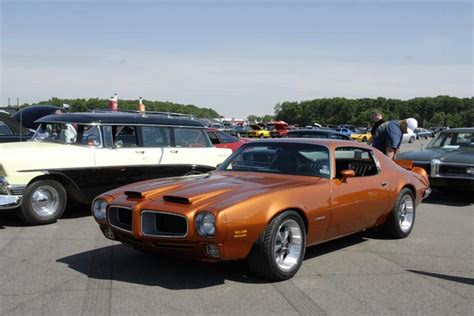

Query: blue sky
[[1, 0, 472, 118]]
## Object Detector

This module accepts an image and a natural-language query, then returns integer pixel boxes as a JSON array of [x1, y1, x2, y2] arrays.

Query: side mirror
[[340, 169, 355, 183]]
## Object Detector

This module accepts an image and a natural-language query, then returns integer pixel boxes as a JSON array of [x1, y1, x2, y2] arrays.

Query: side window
[[207, 131, 220, 145], [334, 147, 378, 178], [216, 131, 238, 144], [113, 126, 138, 147], [80, 125, 101, 147], [0, 121, 13, 135], [174, 128, 211, 147], [142, 126, 171, 147]]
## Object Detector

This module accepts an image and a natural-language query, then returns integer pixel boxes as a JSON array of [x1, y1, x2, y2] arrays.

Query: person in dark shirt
[[372, 118, 418, 159], [368, 111, 385, 145]]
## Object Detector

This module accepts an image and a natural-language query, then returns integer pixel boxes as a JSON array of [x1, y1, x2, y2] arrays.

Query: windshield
[[32, 123, 102, 147], [427, 131, 474, 149], [219, 142, 330, 178]]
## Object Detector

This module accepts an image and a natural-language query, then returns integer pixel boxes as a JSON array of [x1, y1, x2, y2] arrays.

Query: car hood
[[112, 171, 318, 211], [398, 148, 474, 164]]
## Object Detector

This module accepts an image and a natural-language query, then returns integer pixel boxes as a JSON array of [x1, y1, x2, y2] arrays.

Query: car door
[[91, 125, 148, 193], [161, 127, 231, 167], [326, 146, 391, 238]]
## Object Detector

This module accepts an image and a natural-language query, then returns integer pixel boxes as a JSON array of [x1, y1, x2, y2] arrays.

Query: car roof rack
[[92, 109, 196, 120]]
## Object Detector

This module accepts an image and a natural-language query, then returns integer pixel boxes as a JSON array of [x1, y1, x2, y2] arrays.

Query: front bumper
[[0, 179, 23, 210], [0, 195, 22, 209]]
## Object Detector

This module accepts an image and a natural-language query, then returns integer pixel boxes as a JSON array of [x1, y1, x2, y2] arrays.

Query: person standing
[[368, 111, 385, 145], [372, 118, 418, 159]]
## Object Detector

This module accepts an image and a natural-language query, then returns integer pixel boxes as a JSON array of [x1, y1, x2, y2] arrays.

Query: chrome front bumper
[[0, 195, 22, 209], [0, 177, 23, 209]]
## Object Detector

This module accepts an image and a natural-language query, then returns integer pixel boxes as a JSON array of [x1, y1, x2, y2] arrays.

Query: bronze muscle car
[[92, 139, 430, 280]]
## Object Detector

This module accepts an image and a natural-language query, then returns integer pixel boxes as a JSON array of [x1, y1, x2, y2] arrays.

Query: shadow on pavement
[[408, 270, 474, 286], [422, 189, 473, 206], [57, 233, 368, 289], [0, 203, 91, 228], [0, 211, 27, 228]]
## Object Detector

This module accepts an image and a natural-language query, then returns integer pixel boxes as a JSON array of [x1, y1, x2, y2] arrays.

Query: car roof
[[36, 112, 204, 127]]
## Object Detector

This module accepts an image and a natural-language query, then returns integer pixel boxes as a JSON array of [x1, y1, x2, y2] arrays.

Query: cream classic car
[[0, 112, 232, 225]]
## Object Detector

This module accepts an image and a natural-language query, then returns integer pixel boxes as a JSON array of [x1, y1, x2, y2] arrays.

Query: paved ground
[[1, 139, 473, 315]]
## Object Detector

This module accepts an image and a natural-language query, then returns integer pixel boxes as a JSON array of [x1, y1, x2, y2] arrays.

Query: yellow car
[[246, 124, 271, 138], [350, 131, 372, 142]]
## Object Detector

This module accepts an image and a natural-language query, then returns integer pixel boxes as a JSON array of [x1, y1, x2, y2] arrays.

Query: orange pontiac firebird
[[92, 139, 430, 281]]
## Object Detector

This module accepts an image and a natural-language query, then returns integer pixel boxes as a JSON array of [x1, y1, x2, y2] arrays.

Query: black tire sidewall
[[20, 179, 67, 225], [266, 211, 307, 280], [392, 188, 416, 238]]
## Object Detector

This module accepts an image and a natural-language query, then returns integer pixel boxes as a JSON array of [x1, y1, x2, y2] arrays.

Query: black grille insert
[[142, 211, 188, 237], [109, 207, 132, 232]]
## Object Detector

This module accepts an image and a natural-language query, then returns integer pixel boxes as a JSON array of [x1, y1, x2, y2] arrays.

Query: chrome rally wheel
[[274, 219, 303, 272], [398, 194, 414, 234], [247, 211, 306, 281]]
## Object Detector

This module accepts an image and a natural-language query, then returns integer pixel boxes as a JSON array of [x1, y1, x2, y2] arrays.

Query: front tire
[[247, 211, 306, 281], [381, 188, 415, 238], [19, 179, 67, 225]]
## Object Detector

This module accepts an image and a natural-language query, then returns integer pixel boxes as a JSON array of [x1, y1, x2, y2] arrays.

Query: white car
[[402, 133, 416, 143], [0, 112, 232, 225]]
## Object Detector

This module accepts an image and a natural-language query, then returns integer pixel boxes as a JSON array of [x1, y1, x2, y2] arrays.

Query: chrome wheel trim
[[274, 219, 303, 272], [398, 195, 414, 233], [31, 185, 60, 218]]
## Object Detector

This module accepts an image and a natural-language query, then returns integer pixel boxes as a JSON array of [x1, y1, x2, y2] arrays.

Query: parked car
[[287, 129, 350, 140], [350, 129, 372, 142], [92, 139, 430, 281], [333, 127, 355, 137], [267, 121, 289, 138], [414, 128, 433, 140], [206, 128, 248, 151], [246, 124, 271, 138], [0, 112, 33, 143], [402, 133, 416, 143], [398, 128, 474, 191], [11, 104, 60, 129], [0, 112, 232, 225]]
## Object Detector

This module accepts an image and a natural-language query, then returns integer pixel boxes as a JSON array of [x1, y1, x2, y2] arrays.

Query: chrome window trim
[[107, 205, 133, 234], [141, 210, 189, 238]]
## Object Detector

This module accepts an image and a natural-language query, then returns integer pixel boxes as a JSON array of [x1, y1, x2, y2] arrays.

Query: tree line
[[273, 96, 473, 128], [29, 97, 221, 118]]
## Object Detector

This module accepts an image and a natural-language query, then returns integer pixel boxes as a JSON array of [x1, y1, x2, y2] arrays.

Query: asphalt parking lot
[[1, 139, 473, 315]]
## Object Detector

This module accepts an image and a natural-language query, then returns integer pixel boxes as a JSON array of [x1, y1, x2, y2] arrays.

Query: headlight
[[195, 212, 216, 237], [467, 167, 474, 175], [92, 198, 108, 221]]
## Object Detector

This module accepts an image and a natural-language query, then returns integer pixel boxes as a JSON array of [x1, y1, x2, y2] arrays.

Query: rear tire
[[381, 188, 415, 238], [19, 179, 67, 225], [247, 211, 306, 281]]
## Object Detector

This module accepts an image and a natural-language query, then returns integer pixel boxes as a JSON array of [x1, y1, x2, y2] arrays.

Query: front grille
[[141, 211, 188, 237], [108, 206, 133, 232], [439, 165, 468, 175]]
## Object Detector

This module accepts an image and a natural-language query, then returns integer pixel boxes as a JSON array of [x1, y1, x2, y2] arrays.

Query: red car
[[206, 129, 247, 151]]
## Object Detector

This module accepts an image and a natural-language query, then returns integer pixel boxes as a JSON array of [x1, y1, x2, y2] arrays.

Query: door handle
[[170, 150, 179, 153], [381, 181, 388, 186], [135, 150, 145, 154]]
